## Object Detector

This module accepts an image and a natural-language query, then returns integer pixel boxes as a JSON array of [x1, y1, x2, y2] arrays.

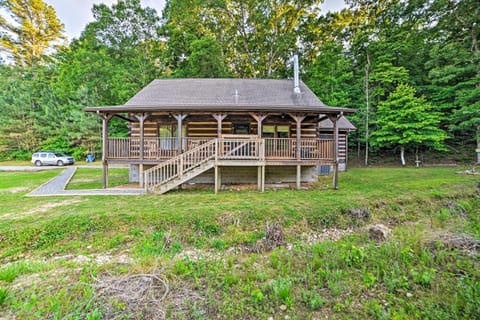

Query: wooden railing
[[218, 138, 264, 160], [264, 138, 334, 160], [108, 137, 334, 161], [108, 137, 213, 159], [144, 139, 217, 192]]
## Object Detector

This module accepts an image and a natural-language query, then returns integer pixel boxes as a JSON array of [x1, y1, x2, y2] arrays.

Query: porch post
[[289, 113, 306, 190], [329, 113, 342, 190], [212, 113, 227, 137], [173, 113, 188, 155], [134, 113, 149, 187], [249, 113, 267, 137], [100, 113, 113, 189], [215, 166, 221, 194]]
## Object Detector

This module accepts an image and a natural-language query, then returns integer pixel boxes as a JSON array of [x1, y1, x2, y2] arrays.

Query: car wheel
[[57, 160, 64, 166], [35, 160, 42, 166]]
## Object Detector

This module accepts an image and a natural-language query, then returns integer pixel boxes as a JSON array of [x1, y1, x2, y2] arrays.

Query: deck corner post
[[214, 165, 221, 194], [101, 113, 113, 189], [296, 164, 301, 190], [329, 112, 342, 190], [139, 163, 144, 188], [261, 165, 265, 192], [102, 160, 109, 189]]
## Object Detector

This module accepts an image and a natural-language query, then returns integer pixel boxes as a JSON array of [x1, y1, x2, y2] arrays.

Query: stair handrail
[[144, 139, 217, 192]]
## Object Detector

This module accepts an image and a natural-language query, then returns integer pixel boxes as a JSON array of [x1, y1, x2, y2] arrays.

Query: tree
[[175, 37, 230, 78], [56, 0, 164, 105], [426, 0, 480, 162], [304, 42, 354, 107], [371, 84, 447, 165], [0, 0, 64, 67], [162, 0, 324, 78]]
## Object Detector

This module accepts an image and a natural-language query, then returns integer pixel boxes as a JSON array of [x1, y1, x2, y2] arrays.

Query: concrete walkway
[[20, 166, 145, 197]]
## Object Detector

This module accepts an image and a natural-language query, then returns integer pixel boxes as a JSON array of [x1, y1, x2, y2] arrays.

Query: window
[[158, 124, 187, 150], [158, 124, 187, 138], [232, 123, 250, 135], [262, 125, 290, 138]]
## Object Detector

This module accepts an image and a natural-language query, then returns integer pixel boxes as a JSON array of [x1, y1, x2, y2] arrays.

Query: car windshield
[[54, 153, 66, 157]]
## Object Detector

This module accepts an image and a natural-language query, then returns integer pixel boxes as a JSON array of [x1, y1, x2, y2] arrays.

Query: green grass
[[0, 166, 478, 319], [66, 167, 130, 190]]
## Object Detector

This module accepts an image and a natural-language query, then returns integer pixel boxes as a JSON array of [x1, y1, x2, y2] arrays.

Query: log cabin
[[85, 73, 356, 194]]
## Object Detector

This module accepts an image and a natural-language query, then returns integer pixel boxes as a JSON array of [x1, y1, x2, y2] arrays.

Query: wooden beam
[[328, 112, 343, 190], [296, 165, 301, 190], [173, 113, 188, 155], [100, 113, 113, 189], [212, 113, 227, 137], [288, 113, 306, 160], [134, 113, 149, 163], [114, 114, 134, 122], [249, 113, 267, 137]]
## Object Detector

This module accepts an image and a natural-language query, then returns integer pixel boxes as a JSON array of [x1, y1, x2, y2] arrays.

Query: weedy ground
[[0, 166, 478, 319]]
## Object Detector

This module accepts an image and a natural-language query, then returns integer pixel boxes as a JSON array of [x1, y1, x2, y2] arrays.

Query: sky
[[44, 0, 346, 41]]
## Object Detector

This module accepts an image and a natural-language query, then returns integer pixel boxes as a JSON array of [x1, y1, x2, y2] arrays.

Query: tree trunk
[[365, 54, 370, 166], [415, 147, 420, 167], [477, 125, 480, 164], [400, 145, 406, 166]]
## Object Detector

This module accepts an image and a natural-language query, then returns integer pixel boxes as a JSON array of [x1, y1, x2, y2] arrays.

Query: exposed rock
[[250, 222, 285, 253], [444, 200, 467, 217], [348, 207, 371, 220], [368, 224, 391, 241]]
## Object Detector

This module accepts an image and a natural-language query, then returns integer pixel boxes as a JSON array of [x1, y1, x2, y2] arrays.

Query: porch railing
[[107, 137, 334, 161]]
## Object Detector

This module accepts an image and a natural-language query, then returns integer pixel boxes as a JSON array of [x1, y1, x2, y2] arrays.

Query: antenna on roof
[[234, 89, 239, 104], [293, 54, 301, 94]]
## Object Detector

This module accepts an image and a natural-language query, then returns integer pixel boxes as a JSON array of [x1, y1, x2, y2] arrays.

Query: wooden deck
[[106, 137, 334, 163]]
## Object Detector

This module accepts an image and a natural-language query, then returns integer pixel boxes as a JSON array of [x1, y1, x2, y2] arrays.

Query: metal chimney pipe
[[293, 54, 301, 93]]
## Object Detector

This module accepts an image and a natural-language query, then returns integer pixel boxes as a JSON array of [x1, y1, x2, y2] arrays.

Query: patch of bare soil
[[303, 227, 356, 245], [109, 183, 142, 190], [25, 199, 82, 215], [92, 273, 169, 319], [50, 252, 133, 265], [1, 198, 83, 220], [427, 232, 480, 257], [1, 187, 29, 194]]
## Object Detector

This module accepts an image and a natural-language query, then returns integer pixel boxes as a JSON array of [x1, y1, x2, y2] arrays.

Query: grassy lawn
[[66, 167, 130, 190], [0, 167, 478, 319]]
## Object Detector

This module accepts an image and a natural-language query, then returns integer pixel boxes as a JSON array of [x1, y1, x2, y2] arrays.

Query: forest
[[0, 0, 478, 165]]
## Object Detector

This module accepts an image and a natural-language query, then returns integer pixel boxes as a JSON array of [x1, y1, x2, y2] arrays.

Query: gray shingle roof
[[85, 78, 356, 114], [319, 116, 357, 131]]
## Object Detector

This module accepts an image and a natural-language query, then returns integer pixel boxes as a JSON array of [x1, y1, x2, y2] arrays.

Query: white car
[[31, 151, 75, 166]]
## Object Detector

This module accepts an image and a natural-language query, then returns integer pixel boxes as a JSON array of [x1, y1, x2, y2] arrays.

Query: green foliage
[[162, 0, 324, 78], [304, 42, 354, 107], [371, 84, 447, 161], [0, 0, 65, 67], [0, 287, 8, 306], [0, 261, 49, 283], [176, 37, 230, 78]]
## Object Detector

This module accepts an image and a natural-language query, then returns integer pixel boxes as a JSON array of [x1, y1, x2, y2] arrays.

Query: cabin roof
[[85, 78, 356, 114], [319, 116, 357, 131]]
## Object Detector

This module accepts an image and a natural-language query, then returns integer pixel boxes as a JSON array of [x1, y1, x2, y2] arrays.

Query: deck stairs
[[144, 139, 217, 194]]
